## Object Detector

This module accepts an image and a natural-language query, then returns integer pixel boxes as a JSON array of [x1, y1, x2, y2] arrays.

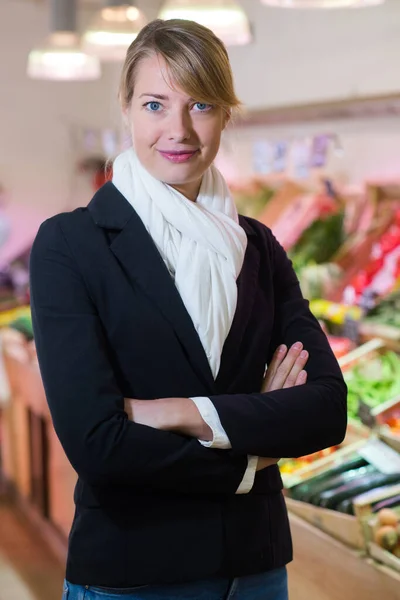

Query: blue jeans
[[63, 567, 288, 600]]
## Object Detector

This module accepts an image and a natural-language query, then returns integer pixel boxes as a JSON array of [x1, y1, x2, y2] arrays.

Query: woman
[[29, 19, 347, 600]]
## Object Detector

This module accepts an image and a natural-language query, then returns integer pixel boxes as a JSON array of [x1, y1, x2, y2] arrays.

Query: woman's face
[[125, 53, 229, 201]]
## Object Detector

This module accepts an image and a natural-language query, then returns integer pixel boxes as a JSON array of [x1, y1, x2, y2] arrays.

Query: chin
[[156, 166, 205, 186]]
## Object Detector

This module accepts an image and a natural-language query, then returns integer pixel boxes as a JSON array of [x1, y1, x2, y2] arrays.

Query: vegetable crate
[[282, 439, 371, 550], [339, 338, 400, 429], [285, 496, 365, 550], [363, 505, 400, 575], [374, 396, 400, 454]]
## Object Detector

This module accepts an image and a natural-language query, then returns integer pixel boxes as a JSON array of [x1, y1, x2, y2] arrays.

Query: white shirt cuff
[[236, 456, 258, 494], [189, 396, 232, 449]]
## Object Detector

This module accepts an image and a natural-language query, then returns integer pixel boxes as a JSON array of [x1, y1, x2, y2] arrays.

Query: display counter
[[0, 354, 74, 561]]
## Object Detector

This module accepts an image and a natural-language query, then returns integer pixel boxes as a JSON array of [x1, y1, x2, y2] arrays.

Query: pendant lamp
[[158, 0, 252, 46], [83, 1, 148, 61], [27, 0, 100, 81], [260, 1, 385, 8]]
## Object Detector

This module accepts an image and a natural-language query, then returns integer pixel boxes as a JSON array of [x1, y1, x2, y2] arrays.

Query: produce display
[[343, 210, 400, 306], [289, 210, 345, 273], [364, 288, 400, 329], [288, 452, 400, 516], [326, 335, 356, 360], [246, 179, 400, 580], [9, 313, 33, 341], [373, 509, 400, 559], [343, 351, 400, 422], [279, 446, 339, 476]]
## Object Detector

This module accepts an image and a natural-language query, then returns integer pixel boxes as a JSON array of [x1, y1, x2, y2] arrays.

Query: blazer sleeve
[[29, 217, 247, 493], [208, 228, 348, 458]]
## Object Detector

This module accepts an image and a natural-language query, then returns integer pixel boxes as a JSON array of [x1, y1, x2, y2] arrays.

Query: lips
[[158, 149, 199, 163]]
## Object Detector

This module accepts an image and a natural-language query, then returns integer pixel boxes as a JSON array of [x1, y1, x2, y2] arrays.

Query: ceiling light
[[83, 2, 148, 61], [159, 0, 252, 46], [260, 0, 385, 8], [27, 0, 100, 81]]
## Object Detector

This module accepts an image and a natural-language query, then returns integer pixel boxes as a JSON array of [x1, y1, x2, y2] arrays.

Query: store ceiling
[[18, 0, 162, 5], [11, 0, 164, 17]]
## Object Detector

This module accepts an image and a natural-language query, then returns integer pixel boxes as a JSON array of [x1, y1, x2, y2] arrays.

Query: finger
[[268, 342, 303, 391], [294, 370, 308, 387], [262, 345, 287, 392], [283, 350, 309, 389]]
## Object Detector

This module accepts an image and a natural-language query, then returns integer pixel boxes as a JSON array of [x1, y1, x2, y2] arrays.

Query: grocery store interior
[[1, 0, 400, 599]]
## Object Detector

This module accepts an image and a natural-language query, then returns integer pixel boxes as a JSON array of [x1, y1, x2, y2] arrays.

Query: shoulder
[[239, 214, 297, 284], [239, 214, 280, 255], [32, 207, 89, 257]]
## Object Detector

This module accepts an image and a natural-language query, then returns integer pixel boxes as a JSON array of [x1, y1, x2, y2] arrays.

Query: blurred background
[[0, 1, 400, 599]]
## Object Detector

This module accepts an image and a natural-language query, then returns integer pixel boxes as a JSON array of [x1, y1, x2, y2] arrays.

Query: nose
[[167, 108, 191, 142]]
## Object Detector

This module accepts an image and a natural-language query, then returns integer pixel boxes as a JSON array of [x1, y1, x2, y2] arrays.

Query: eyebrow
[[139, 93, 169, 100], [139, 93, 197, 102]]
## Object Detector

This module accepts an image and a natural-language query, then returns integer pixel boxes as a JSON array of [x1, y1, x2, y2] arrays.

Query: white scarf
[[112, 148, 247, 378]]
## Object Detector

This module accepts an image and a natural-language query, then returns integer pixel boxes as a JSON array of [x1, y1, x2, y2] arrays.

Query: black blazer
[[29, 182, 347, 588]]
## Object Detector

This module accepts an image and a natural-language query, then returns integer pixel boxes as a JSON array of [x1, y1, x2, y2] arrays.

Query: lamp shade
[[27, 0, 101, 81], [27, 32, 101, 81], [83, 2, 148, 61], [159, 0, 252, 46], [260, 0, 385, 8]]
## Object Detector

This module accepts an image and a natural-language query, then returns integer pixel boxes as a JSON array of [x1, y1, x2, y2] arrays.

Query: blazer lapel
[[88, 183, 216, 394], [216, 217, 260, 392]]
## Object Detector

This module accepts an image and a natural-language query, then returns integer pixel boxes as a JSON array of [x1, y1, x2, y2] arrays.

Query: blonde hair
[[119, 19, 241, 115]]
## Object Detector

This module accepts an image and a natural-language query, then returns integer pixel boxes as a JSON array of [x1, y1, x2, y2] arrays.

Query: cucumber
[[336, 484, 400, 515], [290, 455, 368, 501], [372, 494, 400, 513], [308, 465, 377, 505], [335, 498, 356, 515], [318, 473, 400, 510]]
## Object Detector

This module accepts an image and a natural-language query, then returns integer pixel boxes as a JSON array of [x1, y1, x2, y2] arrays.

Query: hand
[[262, 342, 308, 393], [257, 342, 309, 471]]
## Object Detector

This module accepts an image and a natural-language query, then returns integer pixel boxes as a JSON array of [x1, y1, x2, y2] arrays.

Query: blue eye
[[145, 101, 162, 112], [194, 103, 212, 112]]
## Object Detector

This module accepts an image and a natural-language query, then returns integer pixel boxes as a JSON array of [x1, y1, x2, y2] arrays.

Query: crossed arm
[[124, 341, 310, 472], [30, 217, 346, 494]]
